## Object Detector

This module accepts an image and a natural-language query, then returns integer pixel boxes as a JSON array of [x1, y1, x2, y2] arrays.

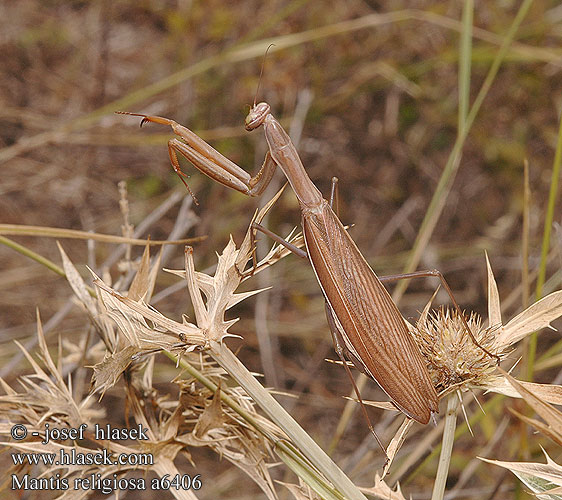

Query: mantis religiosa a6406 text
[[118, 100, 498, 453]]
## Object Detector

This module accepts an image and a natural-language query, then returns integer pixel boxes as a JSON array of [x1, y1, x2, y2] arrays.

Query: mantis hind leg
[[379, 270, 500, 362]]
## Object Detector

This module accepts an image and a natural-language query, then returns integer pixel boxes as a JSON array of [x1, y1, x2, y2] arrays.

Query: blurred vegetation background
[[1, 0, 561, 498]]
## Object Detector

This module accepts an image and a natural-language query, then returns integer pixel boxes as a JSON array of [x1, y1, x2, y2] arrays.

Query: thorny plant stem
[[209, 341, 366, 500], [431, 394, 459, 500]]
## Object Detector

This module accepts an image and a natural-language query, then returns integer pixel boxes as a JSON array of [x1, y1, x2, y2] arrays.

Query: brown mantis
[[118, 101, 497, 450]]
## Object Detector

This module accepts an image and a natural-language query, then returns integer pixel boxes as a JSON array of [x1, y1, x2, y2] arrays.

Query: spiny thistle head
[[411, 307, 501, 393]]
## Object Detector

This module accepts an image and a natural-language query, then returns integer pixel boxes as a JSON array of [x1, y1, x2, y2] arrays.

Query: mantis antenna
[[253, 43, 276, 107]]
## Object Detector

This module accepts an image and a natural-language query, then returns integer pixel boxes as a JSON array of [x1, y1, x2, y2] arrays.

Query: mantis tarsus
[[118, 101, 498, 452]]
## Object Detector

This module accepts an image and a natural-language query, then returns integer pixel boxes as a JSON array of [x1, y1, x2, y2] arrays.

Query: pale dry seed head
[[402, 253, 562, 405], [412, 308, 501, 393], [377, 255, 562, 477]]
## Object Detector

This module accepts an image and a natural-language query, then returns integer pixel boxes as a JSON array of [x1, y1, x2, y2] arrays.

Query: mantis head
[[245, 102, 270, 131]]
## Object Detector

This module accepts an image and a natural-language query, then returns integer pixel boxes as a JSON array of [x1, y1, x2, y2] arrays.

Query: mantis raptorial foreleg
[[116, 112, 278, 199]]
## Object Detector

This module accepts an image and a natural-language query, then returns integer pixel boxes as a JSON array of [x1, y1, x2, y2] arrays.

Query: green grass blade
[[527, 109, 562, 380], [393, 0, 535, 302]]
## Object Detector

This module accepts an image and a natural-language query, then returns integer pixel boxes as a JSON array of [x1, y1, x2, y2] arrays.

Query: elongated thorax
[[262, 114, 324, 210]]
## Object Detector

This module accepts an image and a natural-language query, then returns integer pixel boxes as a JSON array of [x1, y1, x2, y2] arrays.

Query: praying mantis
[[118, 99, 497, 450]]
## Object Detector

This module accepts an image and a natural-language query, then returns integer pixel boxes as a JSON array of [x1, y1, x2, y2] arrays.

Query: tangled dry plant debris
[[1, 188, 372, 500]]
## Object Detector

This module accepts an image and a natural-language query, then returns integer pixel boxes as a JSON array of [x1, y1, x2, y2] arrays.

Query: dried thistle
[[412, 307, 498, 393], [375, 253, 562, 481], [411, 253, 562, 403], [28, 187, 369, 500]]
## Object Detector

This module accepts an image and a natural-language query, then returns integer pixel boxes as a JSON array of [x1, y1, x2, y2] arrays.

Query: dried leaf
[[509, 409, 562, 447], [381, 417, 414, 479], [145, 247, 163, 302], [128, 242, 151, 301], [418, 287, 440, 326], [486, 252, 502, 329], [9, 319, 87, 426], [178, 412, 278, 500], [57, 241, 96, 315], [35, 310, 66, 389], [91, 345, 140, 397], [479, 374, 562, 405], [500, 369, 562, 441], [93, 273, 205, 348], [161, 407, 185, 441], [0, 319, 104, 427], [194, 386, 225, 438], [182, 237, 270, 341], [183, 246, 209, 328], [480, 451, 562, 499], [361, 400, 400, 413], [496, 291, 562, 348]]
